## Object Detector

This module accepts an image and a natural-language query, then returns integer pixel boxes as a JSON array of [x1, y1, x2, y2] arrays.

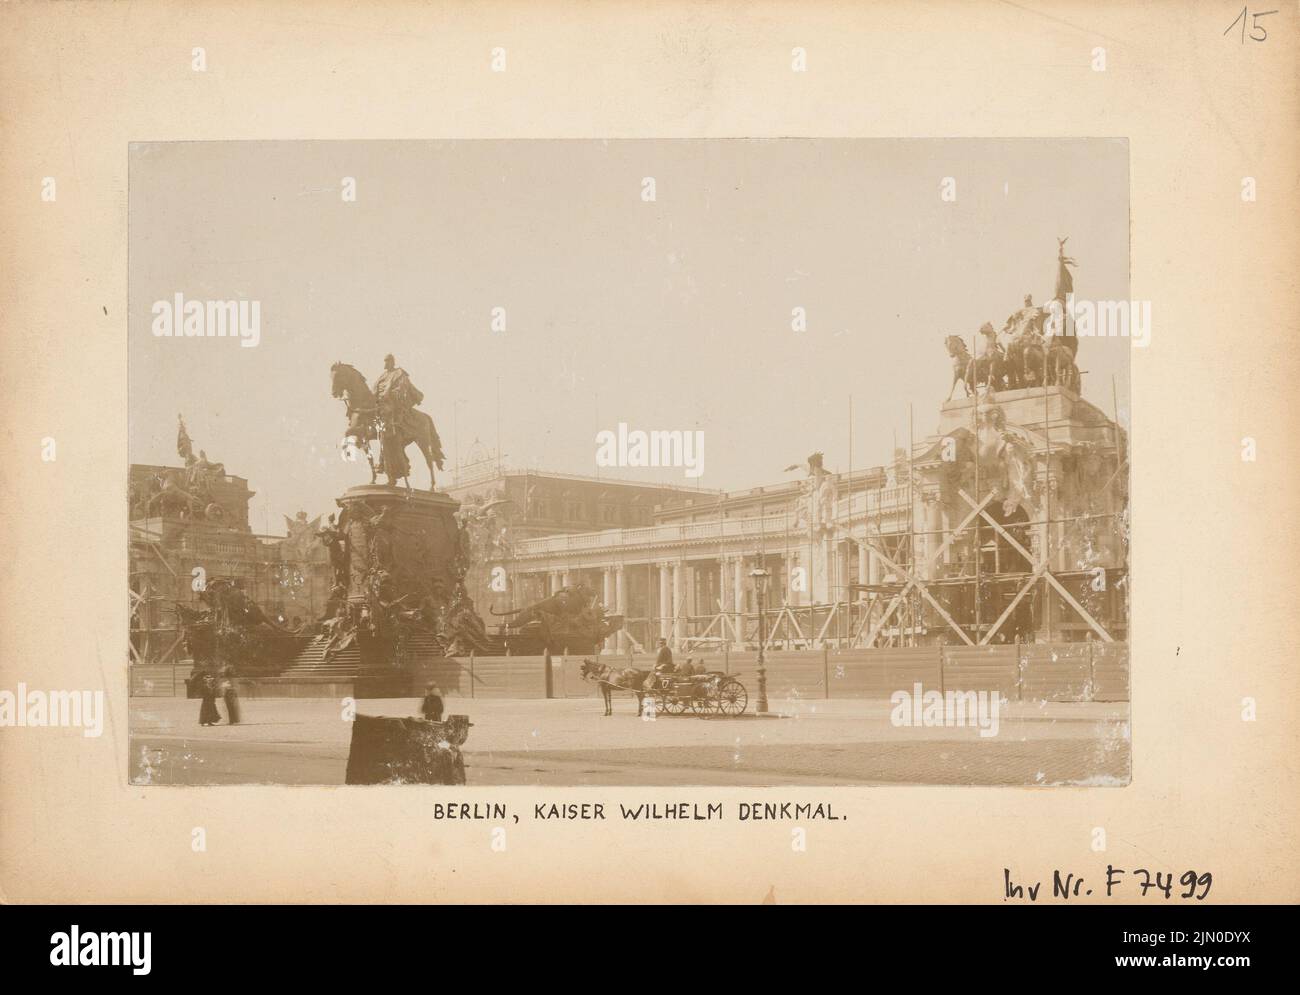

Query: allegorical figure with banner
[[1050, 236, 1079, 359]]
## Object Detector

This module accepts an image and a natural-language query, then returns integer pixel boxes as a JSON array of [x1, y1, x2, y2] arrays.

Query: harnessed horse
[[579, 659, 650, 717]]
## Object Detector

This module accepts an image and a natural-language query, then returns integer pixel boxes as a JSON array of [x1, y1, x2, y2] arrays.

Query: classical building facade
[[130, 385, 1128, 662], [443, 451, 722, 620], [499, 387, 1128, 653]]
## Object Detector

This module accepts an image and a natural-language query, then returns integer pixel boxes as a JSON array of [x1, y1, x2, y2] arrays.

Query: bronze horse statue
[[145, 468, 221, 521], [1006, 302, 1080, 392], [580, 659, 650, 717], [1046, 338, 1080, 392], [330, 361, 445, 490], [998, 298, 1048, 390], [944, 331, 1004, 400]]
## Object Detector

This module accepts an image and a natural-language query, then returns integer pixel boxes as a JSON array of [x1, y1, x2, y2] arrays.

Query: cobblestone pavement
[[129, 694, 1130, 786]]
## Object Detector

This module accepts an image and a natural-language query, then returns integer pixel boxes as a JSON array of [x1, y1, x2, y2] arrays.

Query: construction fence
[[480, 641, 1127, 703], [131, 642, 1127, 701]]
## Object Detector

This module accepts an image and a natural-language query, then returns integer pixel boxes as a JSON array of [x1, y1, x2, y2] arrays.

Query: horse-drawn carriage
[[645, 669, 748, 717], [580, 659, 748, 717]]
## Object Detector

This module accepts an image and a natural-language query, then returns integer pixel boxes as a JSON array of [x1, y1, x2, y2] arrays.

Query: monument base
[[938, 385, 1119, 446], [328, 484, 464, 672]]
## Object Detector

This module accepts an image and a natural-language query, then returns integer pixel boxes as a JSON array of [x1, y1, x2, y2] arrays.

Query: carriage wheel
[[662, 695, 687, 715], [691, 686, 720, 717], [717, 678, 748, 717]]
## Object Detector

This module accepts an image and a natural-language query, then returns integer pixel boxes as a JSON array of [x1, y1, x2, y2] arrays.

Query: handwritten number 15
[[1224, 7, 1278, 43]]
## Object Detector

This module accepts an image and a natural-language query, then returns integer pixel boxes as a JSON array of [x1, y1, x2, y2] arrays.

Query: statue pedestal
[[938, 386, 1119, 447], [336, 485, 462, 670]]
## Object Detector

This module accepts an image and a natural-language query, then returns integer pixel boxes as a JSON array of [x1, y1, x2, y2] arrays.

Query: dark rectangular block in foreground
[[344, 713, 469, 785]]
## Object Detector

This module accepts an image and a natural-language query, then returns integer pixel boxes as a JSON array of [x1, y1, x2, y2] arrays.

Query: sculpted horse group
[[136, 467, 226, 522], [945, 298, 1079, 401]]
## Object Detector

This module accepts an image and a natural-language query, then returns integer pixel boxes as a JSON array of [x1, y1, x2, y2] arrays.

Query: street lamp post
[[749, 560, 771, 714]]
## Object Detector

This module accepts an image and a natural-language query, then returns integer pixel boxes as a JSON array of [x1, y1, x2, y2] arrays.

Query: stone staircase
[[278, 631, 447, 679], [279, 638, 362, 679]]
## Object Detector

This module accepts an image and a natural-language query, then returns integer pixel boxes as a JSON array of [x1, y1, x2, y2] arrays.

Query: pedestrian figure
[[198, 672, 221, 726], [420, 683, 444, 722], [220, 666, 241, 725]]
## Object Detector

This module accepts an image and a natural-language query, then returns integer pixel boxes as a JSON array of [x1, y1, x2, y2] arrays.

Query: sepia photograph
[[127, 139, 1132, 787], [2, 0, 1296, 927]]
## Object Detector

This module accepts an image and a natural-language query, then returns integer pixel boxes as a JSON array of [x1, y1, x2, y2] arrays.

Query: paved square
[[129, 693, 1130, 786]]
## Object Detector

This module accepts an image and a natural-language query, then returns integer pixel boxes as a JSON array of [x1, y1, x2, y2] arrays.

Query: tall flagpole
[[908, 403, 915, 646], [846, 394, 853, 647], [972, 338, 980, 645]]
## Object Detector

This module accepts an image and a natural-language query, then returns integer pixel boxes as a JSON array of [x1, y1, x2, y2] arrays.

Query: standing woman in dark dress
[[420, 684, 443, 722], [220, 667, 241, 725], [198, 672, 221, 726]]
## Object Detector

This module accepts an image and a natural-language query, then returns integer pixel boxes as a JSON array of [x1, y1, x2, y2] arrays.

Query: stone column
[[836, 543, 847, 604], [857, 540, 868, 599], [671, 561, 683, 649], [658, 563, 671, 641], [615, 565, 627, 653], [927, 496, 944, 577], [732, 557, 745, 644], [1050, 471, 1067, 573], [602, 566, 615, 652], [733, 557, 745, 615], [820, 536, 833, 602], [718, 556, 729, 616], [718, 557, 731, 645]]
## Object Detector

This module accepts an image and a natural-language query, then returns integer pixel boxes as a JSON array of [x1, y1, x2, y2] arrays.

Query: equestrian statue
[[330, 355, 447, 490]]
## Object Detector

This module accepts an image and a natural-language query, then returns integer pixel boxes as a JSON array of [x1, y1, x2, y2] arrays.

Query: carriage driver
[[644, 638, 676, 689], [654, 638, 674, 670]]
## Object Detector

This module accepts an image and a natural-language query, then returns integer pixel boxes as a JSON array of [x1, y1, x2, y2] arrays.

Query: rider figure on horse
[[372, 354, 424, 482]]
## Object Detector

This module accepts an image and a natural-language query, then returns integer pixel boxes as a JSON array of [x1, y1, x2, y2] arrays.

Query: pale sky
[[129, 139, 1130, 533]]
